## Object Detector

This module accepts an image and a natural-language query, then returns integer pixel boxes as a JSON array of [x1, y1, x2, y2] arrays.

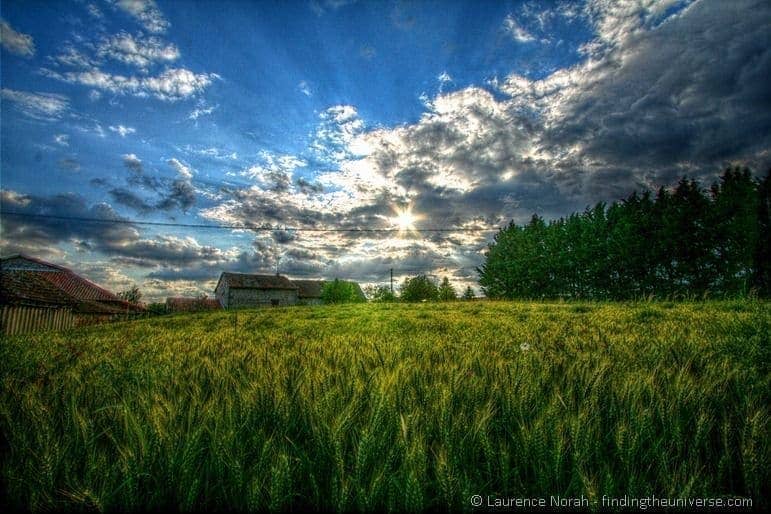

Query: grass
[[1, 300, 769, 511]]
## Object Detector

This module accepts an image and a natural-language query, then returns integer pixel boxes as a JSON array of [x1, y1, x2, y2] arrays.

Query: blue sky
[[2, 0, 770, 300]]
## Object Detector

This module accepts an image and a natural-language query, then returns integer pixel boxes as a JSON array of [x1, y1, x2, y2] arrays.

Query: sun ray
[[391, 205, 422, 236]]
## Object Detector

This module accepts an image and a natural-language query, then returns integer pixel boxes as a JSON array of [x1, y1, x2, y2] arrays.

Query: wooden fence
[[0, 305, 74, 336]]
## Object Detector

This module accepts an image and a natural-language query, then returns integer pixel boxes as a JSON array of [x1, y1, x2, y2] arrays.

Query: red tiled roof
[[0, 270, 77, 307], [1, 255, 144, 312], [41, 270, 121, 302], [166, 297, 222, 311]]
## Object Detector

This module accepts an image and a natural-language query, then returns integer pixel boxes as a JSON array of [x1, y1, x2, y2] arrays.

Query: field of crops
[[1, 300, 768, 511]]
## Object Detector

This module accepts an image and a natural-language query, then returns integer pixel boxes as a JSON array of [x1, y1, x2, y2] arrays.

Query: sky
[[1, 0, 770, 301]]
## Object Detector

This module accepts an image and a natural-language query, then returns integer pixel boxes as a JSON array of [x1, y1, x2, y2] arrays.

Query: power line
[[0, 211, 501, 233]]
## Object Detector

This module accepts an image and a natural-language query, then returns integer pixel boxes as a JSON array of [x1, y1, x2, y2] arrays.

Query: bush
[[321, 279, 365, 304]]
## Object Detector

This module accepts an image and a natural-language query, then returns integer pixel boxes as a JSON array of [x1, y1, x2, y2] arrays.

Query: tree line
[[364, 276, 476, 303], [479, 167, 771, 300]]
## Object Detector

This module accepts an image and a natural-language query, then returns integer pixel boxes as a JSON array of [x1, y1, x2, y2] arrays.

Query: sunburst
[[391, 205, 421, 235]]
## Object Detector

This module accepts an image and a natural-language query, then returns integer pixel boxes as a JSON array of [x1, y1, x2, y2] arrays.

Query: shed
[[291, 280, 325, 305], [214, 272, 299, 309]]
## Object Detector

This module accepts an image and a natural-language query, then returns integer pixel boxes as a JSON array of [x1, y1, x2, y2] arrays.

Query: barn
[[292, 280, 325, 305], [1, 254, 143, 335], [214, 272, 299, 309]]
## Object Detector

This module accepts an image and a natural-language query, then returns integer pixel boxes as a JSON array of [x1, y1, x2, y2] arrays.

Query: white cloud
[[503, 14, 535, 42], [41, 67, 219, 101], [188, 104, 215, 120], [185, 146, 238, 161], [0, 19, 35, 57], [168, 158, 193, 179], [97, 32, 180, 70], [437, 71, 452, 92], [87, 3, 104, 19], [54, 134, 70, 146], [52, 46, 98, 68], [109, 125, 136, 137], [241, 152, 306, 192], [112, 0, 169, 34], [298, 80, 312, 97], [0, 89, 69, 121], [122, 153, 143, 173], [312, 105, 368, 161]]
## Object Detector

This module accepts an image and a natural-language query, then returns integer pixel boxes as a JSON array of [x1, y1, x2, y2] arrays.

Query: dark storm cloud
[[542, 0, 771, 190], [0, 189, 223, 271], [155, 178, 195, 212], [0, 189, 139, 256], [109, 187, 155, 213]]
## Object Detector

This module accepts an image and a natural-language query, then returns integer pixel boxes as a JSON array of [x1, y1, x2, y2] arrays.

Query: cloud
[[108, 187, 155, 213], [111, 0, 169, 34], [188, 104, 215, 120], [110, 124, 136, 137], [122, 153, 143, 173], [503, 14, 535, 43], [168, 158, 193, 179], [97, 31, 180, 70], [311, 105, 367, 162], [54, 134, 70, 146], [51, 46, 98, 68], [0, 19, 35, 57], [87, 3, 104, 19], [0, 189, 140, 258], [298, 80, 312, 97], [58, 157, 81, 172], [241, 152, 306, 192], [41, 67, 219, 101], [0, 89, 69, 121], [0, 189, 227, 298]]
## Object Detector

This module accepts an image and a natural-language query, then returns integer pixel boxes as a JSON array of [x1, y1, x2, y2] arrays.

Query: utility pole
[[390, 268, 393, 294]]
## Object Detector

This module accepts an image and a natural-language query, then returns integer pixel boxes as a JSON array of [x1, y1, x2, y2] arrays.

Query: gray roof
[[217, 272, 298, 290], [292, 280, 325, 298]]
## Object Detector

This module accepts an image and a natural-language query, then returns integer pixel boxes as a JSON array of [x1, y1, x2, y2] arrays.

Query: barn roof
[[0, 254, 143, 312], [292, 280, 325, 298], [217, 272, 299, 290]]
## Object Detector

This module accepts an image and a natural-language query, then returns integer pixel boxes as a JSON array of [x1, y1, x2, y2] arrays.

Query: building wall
[[215, 283, 229, 308], [1, 305, 74, 336], [299, 298, 323, 306], [227, 288, 298, 308]]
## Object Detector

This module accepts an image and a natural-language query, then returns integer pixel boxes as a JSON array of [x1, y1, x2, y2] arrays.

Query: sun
[[391, 205, 420, 233]]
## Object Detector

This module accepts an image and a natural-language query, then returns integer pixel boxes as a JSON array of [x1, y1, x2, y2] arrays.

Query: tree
[[366, 284, 397, 302], [438, 277, 457, 301], [400, 275, 439, 302], [118, 285, 142, 304], [752, 168, 771, 296], [321, 279, 365, 304], [462, 286, 475, 300]]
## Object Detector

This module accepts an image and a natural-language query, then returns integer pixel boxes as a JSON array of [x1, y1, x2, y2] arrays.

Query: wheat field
[[1, 301, 768, 511]]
